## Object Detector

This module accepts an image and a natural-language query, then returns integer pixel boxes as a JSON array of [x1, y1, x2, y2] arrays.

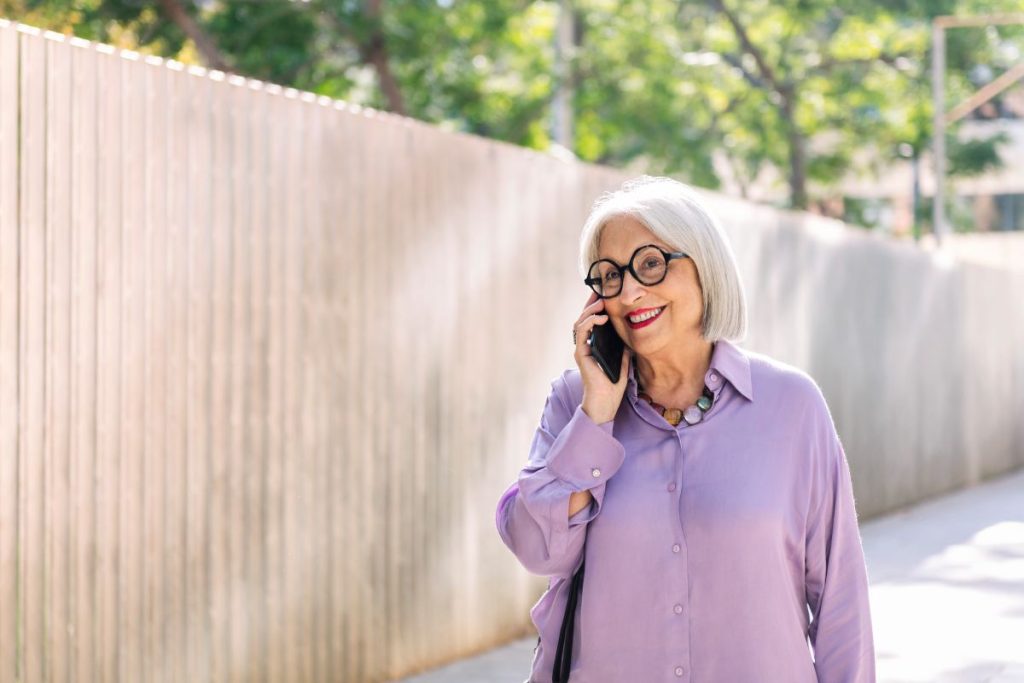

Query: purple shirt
[[495, 339, 876, 682]]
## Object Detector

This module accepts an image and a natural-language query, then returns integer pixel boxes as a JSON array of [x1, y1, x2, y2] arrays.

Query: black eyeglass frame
[[584, 244, 690, 299]]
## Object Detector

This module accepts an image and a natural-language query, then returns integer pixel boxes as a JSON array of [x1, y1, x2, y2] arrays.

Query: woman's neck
[[635, 338, 714, 402]]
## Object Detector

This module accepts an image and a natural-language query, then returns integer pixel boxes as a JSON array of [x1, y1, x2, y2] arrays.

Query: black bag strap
[[552, 558, 585, 682], [552, 380, 590, 682]]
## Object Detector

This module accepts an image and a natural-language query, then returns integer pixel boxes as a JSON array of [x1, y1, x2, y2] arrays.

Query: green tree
[[4, 0, 1021, 217]]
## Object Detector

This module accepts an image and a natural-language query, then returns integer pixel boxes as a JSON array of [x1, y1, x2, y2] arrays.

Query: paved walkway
[[394, 467, 1024, 683]]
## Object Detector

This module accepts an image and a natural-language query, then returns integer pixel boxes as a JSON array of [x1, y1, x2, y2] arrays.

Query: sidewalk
[[395, 467, 1024, 683]]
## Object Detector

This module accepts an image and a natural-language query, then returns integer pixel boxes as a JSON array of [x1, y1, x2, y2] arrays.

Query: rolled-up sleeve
[[495, 374, 625, 578], [804, 411, 876, 681]]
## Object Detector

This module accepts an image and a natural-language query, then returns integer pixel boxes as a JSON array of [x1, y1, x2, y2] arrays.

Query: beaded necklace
[[636, 380, 715, 427]]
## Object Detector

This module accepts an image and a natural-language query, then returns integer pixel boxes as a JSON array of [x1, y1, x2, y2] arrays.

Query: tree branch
[[814, 52, 914, 75], [720, 53, 771, 91], [359, 0, 408, 116], [320, 0, 408, 115], [155, 0, 231, 72], [708, 0, 784, 94]]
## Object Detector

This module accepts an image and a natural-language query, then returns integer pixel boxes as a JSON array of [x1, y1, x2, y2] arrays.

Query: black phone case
[[589, 321, 625, 384]]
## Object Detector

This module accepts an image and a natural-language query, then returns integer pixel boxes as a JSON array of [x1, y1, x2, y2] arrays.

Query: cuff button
[[591, 468, 602, 478]]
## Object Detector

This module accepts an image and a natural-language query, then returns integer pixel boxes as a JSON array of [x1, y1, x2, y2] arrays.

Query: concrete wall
[[701, 199, 1024, 520]]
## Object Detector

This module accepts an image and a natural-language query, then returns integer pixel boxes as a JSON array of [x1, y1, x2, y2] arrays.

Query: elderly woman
[[495, 176, 875, 682]]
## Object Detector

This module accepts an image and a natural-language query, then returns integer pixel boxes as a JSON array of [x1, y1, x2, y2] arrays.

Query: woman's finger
[[575, 297, 605, 326], [573, 313, 609, 354]]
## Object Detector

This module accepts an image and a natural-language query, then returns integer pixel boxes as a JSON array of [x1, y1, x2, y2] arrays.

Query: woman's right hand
[[574, 290, 631, 424]]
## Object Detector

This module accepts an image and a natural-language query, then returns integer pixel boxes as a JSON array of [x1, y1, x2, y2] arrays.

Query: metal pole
[[932, 21, 946, 246], [912, 152, 921, 243]]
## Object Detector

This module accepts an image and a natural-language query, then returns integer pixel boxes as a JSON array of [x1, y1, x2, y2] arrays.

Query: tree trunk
[[361, 35, 407, 117], [155, 0, 230, 72], [363, 0, 407, 116], [780, 89, 807, 209]]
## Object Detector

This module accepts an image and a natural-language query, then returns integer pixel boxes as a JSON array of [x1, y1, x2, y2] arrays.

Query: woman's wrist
[[582, 403, 614, 425], [568, 490, 594, 517]]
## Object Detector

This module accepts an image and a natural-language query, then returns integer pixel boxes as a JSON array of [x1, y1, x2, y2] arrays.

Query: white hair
[[578, 175, 748, 342]]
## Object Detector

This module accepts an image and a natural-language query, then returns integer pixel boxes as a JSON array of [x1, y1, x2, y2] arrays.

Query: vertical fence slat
[[304, 94, 328, 683], [290, 87, 314, 683], [69, 35, 99, 683], [19, 24, 47, 683], [365, 109, 388, 675], [246, 79, 270, 683], [142, 54, 170, 683], [305, 94, 319, 683], [419, 122, 443, 665], [330, 102, 347, 682], [227, 74, 251, 682], [45, 31, 74, 683], [408, 120, 428, 669], [435, 117, 456, 663], [393, 117, 414, 673], [279, 87, 302, 681], [262, 83, 285, 683], [395, 116, 409, 673], [450, 134, 469, 651], [208, 68, 231, 683], [326, 100, 348, 680], [344, 105, 369, 683], [452, 140, 468, 651], [311, 94, 327, 683], [388, 113, 399, 666], [119, 50, 145, 683], [94, 41, 123, 683], [162, 60, 188, 683], [0, 18, 21, 683], [184, 65, 213, 683]]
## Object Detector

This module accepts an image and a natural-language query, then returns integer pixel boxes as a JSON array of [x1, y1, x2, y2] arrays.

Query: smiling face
[[596, 215, 705, 356]]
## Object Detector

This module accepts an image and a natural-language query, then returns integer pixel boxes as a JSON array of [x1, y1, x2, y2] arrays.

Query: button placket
[[669, 437, 690, 678]]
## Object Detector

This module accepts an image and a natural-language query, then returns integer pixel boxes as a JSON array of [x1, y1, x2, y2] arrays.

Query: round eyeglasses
[[584, 244, 689, 299]]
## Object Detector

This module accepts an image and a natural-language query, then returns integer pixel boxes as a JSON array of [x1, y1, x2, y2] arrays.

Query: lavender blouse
[[495, 339, 876, 682]]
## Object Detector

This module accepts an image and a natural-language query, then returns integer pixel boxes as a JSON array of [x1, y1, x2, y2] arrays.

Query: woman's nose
[[619, 270, 646, 302]]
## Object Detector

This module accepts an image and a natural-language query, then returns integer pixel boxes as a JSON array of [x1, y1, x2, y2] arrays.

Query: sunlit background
[[0, 1, 1022, 682]]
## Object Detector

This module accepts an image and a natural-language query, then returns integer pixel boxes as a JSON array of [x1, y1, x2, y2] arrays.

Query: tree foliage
[[4, 0, 1022, 216]]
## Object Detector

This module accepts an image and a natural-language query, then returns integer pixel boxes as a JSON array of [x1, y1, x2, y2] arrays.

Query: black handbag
[[552, 557, 585, 682]]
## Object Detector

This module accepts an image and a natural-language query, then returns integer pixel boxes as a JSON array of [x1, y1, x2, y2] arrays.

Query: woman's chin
[[627, 333, 663, 353]]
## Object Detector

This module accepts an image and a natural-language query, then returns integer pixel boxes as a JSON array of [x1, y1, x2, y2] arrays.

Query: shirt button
[[672, 543, 681, 553], [709, 373, 718, 382], [591, 468, 601, 478], [673, 604, 683, 614], [667, 482, 676, 492], [675, 666, 684, 676]]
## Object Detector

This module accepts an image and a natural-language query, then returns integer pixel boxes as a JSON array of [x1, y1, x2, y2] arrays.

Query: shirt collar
[[626, 338, 754, 402], [707, 338, 754, 401]]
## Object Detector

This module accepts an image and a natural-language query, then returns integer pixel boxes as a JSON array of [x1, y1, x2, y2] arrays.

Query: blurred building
[[838, 84, 1024, 236]]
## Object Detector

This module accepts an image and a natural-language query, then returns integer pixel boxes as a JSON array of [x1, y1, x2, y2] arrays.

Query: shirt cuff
[[546, 404, 626, 490]]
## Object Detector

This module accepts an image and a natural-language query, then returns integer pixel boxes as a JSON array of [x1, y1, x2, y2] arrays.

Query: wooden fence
[[2, 17, 1023, 683]]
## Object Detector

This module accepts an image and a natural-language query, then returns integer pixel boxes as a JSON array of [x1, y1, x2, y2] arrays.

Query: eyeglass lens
[[588, 246, 667, 297]]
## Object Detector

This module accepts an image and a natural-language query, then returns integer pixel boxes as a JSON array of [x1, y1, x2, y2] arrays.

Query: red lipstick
[[626, 306, 666, 329]]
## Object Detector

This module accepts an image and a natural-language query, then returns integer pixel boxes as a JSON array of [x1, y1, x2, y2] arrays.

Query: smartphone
[[589, 319, 626, 384]]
